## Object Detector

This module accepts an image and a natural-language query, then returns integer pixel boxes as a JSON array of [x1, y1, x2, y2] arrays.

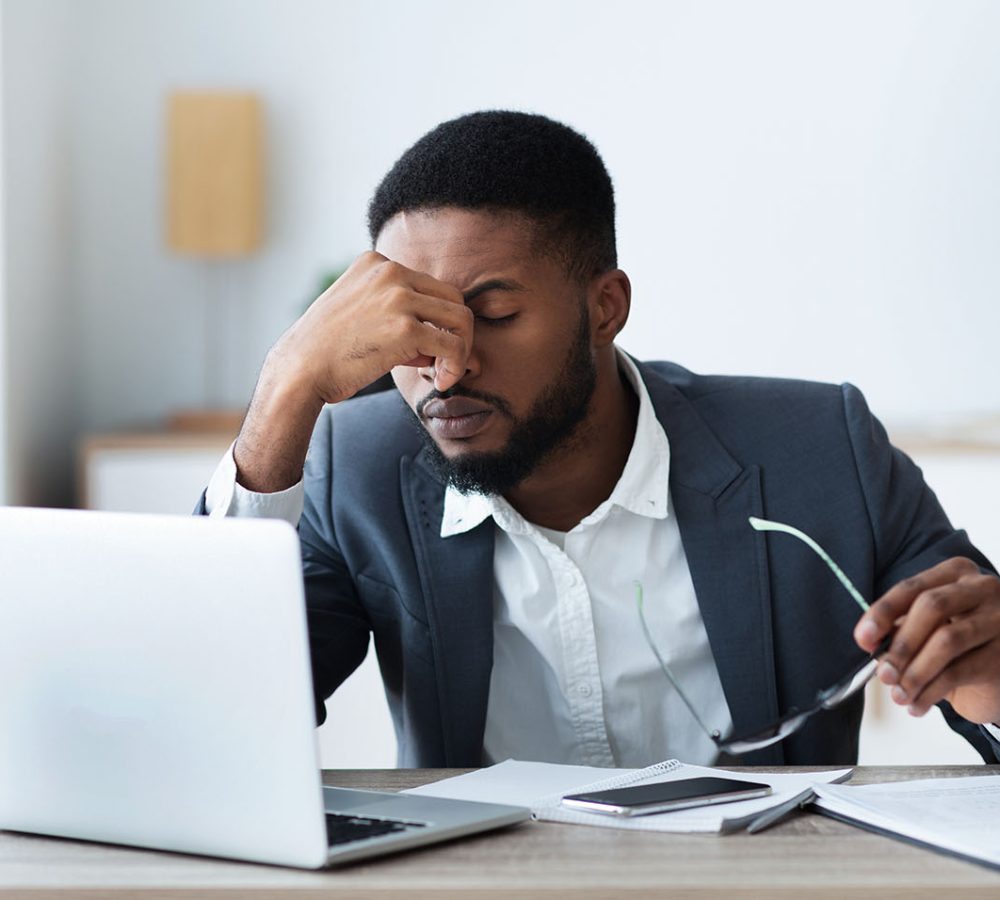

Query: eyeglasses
[[637, 516, 891, 755]]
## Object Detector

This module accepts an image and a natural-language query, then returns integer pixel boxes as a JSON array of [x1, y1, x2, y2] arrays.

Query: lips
[[423, 397, 492, 419], [422, 396, 494, 440]]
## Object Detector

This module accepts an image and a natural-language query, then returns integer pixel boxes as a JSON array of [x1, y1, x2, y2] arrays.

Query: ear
[[589, 269, 631, 347]]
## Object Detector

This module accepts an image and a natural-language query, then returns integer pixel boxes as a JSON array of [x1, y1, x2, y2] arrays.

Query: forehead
[[374, 208, 552, 287]]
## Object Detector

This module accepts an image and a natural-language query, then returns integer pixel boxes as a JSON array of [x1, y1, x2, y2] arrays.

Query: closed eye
[[474, 313, 517, 326]]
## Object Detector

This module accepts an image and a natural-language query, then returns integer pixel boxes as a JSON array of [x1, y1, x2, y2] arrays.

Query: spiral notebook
[[406, 759, 852, 834]]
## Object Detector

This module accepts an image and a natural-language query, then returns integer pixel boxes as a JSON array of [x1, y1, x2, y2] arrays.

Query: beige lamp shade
[[166, 92, 264, 256]]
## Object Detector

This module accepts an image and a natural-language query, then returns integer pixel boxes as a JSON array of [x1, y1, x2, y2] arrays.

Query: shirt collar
[[440, 349, 671, 538]]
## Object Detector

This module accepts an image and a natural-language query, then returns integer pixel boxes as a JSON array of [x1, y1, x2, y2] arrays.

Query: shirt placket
[[540, 537, 615, 767]]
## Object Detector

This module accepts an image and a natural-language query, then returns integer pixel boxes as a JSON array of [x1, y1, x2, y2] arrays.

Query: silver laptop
[[0, 507, 528, 868]]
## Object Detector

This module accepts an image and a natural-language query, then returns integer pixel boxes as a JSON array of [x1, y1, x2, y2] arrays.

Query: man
[[202, 111, 1000, 767]]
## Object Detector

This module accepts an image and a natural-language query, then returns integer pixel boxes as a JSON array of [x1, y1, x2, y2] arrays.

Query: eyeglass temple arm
[[748, 517, 870, 613], [635, 581, 721, 740]]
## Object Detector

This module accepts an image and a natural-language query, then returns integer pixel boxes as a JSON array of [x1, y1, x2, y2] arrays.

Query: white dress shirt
[[440, 353, 732, 767]]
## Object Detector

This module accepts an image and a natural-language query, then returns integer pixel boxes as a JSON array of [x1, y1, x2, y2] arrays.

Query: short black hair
[[367, 111, 616, 281]]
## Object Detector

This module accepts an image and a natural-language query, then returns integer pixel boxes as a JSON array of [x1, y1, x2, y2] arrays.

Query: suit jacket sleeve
[[296, 410, 372, 726], [842, 383, 1000, 761]]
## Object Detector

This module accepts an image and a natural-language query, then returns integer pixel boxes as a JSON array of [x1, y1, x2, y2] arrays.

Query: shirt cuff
[[204, 441, 305, 527]]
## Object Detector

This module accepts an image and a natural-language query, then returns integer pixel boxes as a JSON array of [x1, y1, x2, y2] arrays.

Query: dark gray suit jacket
[[219, 360, 1000, 767]]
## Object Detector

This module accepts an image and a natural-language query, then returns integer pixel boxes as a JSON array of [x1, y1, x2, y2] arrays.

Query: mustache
[[416, 385, 514, 421]]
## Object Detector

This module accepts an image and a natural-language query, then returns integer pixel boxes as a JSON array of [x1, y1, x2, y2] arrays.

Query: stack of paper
[[405, 759, 852, 834], [812, 776, 1000, 869]]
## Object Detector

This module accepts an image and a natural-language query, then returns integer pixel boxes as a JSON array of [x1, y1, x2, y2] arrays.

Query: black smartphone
[[561, 776, 772, 817]]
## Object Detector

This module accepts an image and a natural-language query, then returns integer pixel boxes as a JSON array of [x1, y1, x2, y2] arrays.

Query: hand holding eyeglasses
[[638, 517, 889, 754], [639, 516, 1000, 755], [853, 557, 1000, 726]]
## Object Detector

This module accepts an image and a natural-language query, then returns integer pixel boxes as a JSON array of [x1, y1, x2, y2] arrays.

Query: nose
[[418, 339, 481, 384]]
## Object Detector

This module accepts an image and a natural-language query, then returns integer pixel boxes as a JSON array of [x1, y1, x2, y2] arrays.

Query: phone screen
[[562, 776, 772, 816]]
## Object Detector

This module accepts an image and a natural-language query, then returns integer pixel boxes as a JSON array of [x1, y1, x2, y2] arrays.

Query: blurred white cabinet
[[80, 431, 233, 514]]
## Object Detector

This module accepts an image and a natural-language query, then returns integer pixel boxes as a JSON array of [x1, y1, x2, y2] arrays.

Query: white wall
[[1, 0, 78, 507], [0, 5, 6, 505], [2, 0, 998, 490], [55, 0, 1000, 437]]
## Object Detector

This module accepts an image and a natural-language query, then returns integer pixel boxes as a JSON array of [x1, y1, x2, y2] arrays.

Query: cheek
[[390, 367, 424, 411], [474, 334, 556, 412], [478, 320, 564, 371]]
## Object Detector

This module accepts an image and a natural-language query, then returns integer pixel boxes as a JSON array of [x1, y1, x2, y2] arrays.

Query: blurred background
[[1, 0, 998, 767]]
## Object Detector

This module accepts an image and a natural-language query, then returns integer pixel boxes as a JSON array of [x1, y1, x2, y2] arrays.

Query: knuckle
[[387, 284, 411, 307], [399, 318, 422, 341], [953, 556, 978, 573], [972, 572, 1000, 597], [870, 609, 894, 631], [902, 574, 925, 594], [376, 258, 404, 282], [898, 667, 919, 694], [936, 624, 963, 655], [917, 588, 949, 616], [360, 252, 390, 280]]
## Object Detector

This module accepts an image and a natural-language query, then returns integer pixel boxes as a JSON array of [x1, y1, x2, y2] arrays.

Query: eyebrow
[[461, 279, 528, 304]]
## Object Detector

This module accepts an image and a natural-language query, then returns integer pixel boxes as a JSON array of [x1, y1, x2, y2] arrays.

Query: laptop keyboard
[[325, 813, 428, 847]]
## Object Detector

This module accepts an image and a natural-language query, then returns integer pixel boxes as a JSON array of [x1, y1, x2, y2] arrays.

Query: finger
[[361, 254, 466, 309], [401, 295, 474, 391], [405, 291, 474, 338], [876, 578, 986, 686], [397, 354, 436, 369], [854, 557, 980, 651], [900, 643, 996, 717], [407, 321, 469, 386], [379, 290, 472, 382], [404, 266, 466, 307], [884, 610, 995, 708]]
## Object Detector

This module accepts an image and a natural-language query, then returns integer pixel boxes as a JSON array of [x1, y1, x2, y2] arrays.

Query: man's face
[[378, 208, 598, 495]]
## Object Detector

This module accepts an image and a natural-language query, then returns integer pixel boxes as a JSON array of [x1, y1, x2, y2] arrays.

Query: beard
[[412, 305, 597, 497]]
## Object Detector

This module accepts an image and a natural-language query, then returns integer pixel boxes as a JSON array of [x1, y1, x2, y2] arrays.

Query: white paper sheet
[[405, 759, 636, 809], [406, 759, 852, 833], [813, 776, 1000, 867]]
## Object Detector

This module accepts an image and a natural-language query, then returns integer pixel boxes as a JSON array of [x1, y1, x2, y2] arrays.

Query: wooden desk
[[1, 767, 998, 898]]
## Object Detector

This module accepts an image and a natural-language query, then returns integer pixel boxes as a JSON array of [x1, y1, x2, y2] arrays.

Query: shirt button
[[578, 684, 593, 697]]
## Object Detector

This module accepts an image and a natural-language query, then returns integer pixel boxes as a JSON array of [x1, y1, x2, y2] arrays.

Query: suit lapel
[[641, 366, 784, 764], [400, 454, 495, 766]]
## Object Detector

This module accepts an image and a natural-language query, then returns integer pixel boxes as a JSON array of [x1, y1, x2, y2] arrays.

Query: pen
[[746, 788, 816, 834]]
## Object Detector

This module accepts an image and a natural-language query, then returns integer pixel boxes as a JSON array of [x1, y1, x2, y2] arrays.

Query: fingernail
[[907, 705, 924, 718], [855, 619, 879, 645], [879, 661, 900, 685], [891, 685, 908, 704]]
